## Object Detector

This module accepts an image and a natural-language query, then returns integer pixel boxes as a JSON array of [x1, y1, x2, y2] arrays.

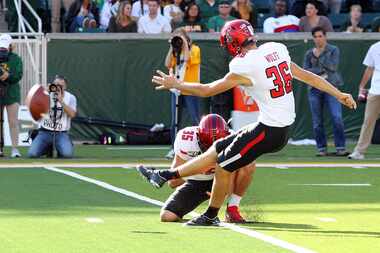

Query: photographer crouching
[[28, 76, 77, 158], [0, 34, 23, 158], [165, 28, 201, 159]]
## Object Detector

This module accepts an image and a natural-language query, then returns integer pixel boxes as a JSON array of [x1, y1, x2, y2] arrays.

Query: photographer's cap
[[0, 34, 12, 49]]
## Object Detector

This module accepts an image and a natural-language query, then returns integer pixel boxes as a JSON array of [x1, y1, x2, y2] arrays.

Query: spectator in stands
[[207, 0, 236, 32], [349, 42, 380, 159], [131, 0, 149, 19], [196, 0, 219, 22], [0, 34, 22, 158], [28, 76, 77, 159], [341, 4, 366, 32], [138, 0, 172, 33], [263, 0, 299, 33], [319, 0, 342, 13], [165, 28, 201, 158], [164, 0, 185, 27], [230, 0, 257, 28], [100, 0, 118, 29], [174, 3, 207, 31], [107, 1, 137, 32], [52, 0, 76, 32], [37, 0, 52, 32], [303, 27, 348, 157], [371, 16, 380, 32], [182, 0, 196, 8], [291, 0, 327, 18], [345, 0, 372, 12], [299, 1, 333, 32], [161, 0, 172, 8], [65, 0, 100, 32]]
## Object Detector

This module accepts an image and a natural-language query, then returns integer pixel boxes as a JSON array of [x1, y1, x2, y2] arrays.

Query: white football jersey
[[173, 126, 214, 181], [229, 42, 296, 127]]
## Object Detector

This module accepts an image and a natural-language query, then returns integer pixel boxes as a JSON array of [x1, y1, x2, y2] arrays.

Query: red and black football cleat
[[225, 206, 246, 223]]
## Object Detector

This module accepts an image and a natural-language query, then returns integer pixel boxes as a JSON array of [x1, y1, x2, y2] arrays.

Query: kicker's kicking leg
[[137, 146, 218, 188]]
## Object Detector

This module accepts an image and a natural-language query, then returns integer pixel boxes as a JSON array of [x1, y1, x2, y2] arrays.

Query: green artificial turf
[[0, 143, 379, 164], [0, 144, 379, 253]]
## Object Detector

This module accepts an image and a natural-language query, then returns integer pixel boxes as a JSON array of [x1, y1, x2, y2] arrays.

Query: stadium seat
[[252, 0, 272, 13], [256, 13, 272, 31], [374, 0, 380, 12], [328, 13, 348, 30], [361, 13, 380, 29]]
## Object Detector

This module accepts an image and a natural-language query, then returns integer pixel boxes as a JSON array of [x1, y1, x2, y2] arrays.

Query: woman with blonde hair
[[230, 0, 257, 28], [341, 4, 366, 32], [107, 1, 137, 32]]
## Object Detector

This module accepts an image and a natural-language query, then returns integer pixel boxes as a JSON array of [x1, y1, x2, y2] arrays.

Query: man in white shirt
[[99, 0, 118, 29], [138, 0, 172, 34], [28, 76, 77, 158], [349, 41, 380, 160], [263, 0, 299, 33], [132, 0, 149, 20]]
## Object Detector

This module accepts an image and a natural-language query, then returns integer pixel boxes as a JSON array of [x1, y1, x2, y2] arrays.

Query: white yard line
[[43, 166, 316, 253], [1, 163, 380, 169], [85, 217, 104, 223], [316, 217, 337, 223], [288, 183, 371, 187]]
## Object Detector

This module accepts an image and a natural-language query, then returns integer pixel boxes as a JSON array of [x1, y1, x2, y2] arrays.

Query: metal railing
[[11, 0, 43, 103], [10, 0, 44, 102], [10, 33, 43, 103]]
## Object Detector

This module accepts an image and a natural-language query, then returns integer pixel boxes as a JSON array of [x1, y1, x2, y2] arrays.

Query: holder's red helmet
[[198, 114, 229, 151], [220, 19, 256, 57]]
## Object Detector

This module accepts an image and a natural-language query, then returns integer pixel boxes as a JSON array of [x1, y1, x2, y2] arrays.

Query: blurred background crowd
[[2, 0, 380, 33]]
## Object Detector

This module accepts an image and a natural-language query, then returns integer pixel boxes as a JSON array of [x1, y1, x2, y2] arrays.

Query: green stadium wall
[[46, 34, 377, 141]]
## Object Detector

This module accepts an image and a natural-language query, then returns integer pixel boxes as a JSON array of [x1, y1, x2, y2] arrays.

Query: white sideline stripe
[[219, 154, 242, 168], [289, 183, 371, 187], [44, 166, 165, 207], [2, 163, 380, 168], [43, 166, 316, 253], [353, 166, 367, 169]]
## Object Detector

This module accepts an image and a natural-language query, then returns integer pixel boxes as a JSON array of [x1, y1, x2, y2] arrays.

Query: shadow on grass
[[131, 231, 168, 234], [243, 222, 380, 238], [242, 221, 317, 230]]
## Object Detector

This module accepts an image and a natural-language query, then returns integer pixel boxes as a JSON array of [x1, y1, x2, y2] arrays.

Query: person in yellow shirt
[[165, 28, 201, 159]]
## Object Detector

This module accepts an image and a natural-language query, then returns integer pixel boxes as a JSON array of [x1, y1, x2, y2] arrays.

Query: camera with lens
[[170, 35, 183, 54], [48, 82, 63, 103]]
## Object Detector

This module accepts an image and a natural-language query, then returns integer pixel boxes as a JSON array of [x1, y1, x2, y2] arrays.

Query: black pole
[[0, 103, 4, 157], [51, 91, 59, 158]]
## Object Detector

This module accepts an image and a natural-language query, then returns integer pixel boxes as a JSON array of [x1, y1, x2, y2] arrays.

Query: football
[[25, 84, 49, 121]]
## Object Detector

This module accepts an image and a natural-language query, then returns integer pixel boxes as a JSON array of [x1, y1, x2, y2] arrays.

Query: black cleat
[[185, 215, 221, 226], [136, 165, 167, 188]]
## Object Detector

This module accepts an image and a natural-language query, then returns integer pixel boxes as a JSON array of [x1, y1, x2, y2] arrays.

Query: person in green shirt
[[196, 0, 219, 23], [0, 34, 23, 158], [174, 3, 207, 32], [207, 0, 236, 32]]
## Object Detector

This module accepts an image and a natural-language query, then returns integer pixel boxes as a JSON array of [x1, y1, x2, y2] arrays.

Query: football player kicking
[[138, 20, 357, 226], [156, 114, 255, 223]]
